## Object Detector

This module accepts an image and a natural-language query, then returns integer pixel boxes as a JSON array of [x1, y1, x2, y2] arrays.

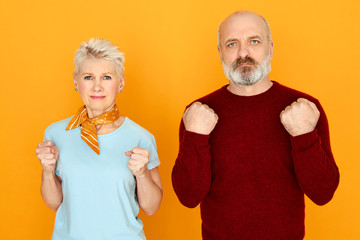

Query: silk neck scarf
[[66, 105, 120, 155]]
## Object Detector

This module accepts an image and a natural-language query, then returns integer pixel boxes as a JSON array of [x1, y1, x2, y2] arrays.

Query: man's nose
[[238, 44, 250, 59]]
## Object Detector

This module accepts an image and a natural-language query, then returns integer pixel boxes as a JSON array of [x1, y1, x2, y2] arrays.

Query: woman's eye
[[84, 76, 92, 80], [250, 40, 259, 45], [104, 76, 111, 80]]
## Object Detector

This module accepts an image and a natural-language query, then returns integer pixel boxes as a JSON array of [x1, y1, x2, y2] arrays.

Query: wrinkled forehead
[[219, 12, 268, 43]]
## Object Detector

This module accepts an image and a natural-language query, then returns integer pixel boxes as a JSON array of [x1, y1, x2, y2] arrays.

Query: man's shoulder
[[274, 81, 319, 103], [186, 85, 227, 107]]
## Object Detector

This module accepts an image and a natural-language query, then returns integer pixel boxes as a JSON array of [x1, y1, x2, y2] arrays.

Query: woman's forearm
[[41, 170, 63, 211], [136, 168, 162, 215]]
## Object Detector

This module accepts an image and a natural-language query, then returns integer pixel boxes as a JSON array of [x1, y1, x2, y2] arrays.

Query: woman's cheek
[[109, 82, 121, 94]]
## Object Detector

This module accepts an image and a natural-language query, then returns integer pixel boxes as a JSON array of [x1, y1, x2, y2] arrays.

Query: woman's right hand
[[35, 140, 59, 173]]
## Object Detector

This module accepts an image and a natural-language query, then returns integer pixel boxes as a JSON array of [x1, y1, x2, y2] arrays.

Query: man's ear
[[218, 46, 222, 59], [270, 41, 274, 60]]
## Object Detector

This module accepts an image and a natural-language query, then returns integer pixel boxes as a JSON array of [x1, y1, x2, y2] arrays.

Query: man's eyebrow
[[224, 35, 263, 43], [225, 38, 238, 43], [248, 35, 262, 40]]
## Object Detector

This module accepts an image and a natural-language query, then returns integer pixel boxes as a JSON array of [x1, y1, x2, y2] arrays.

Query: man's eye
[[250, 40, 259, 45], [227, 42, 236, 47], [104, 76, 111, 80], [84, 76, 92, 80]]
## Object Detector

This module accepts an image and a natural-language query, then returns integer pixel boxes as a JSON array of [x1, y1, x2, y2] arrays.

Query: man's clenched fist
[[183, 101, 218, 135], [280, 98, 320, 137]]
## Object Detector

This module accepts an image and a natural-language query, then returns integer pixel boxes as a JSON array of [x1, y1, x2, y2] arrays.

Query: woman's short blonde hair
[[74, 38, 125, 77]]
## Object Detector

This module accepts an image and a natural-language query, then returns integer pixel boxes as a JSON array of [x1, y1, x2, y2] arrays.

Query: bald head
[[218, 11, 271, 47], [217, 11, 273, 87]]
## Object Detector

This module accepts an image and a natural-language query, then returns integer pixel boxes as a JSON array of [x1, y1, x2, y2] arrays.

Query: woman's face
[[74, 58, 124, 118]]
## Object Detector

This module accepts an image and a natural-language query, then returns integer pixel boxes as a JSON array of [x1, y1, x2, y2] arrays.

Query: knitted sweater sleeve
[[290, 100, 339, 205], [171, 120, 212, 208]]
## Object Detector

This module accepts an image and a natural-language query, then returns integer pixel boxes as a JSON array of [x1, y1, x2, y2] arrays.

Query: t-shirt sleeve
[[43, 127, 51, 142], [139, 132, 160, 170]]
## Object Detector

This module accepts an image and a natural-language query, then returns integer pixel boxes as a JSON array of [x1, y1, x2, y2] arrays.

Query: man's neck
[[227, 78, 273, 96]]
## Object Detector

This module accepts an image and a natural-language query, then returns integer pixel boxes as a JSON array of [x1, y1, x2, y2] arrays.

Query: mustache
[[232, 56, 258, 70]]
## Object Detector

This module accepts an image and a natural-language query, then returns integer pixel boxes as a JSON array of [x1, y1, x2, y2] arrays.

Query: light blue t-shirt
[[44, 117, 160, 240]]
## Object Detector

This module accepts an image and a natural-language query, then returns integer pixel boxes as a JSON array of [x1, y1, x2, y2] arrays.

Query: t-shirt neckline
[[97, 116, 128, 138]]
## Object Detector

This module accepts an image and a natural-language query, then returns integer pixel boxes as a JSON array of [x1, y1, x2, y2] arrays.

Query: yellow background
[[0, 0, 359, 239]]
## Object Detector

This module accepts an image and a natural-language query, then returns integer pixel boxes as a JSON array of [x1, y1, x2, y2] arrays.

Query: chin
[[86, 104, 107, 111]]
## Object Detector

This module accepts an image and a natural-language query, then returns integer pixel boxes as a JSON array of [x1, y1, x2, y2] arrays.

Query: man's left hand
[[280, 98, 320, 137]]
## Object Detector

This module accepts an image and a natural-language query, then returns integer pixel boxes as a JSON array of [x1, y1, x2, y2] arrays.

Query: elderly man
[[172, 11, 339, 240]]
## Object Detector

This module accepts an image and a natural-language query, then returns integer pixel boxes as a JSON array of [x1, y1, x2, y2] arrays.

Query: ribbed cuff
[[181, 130, 210, 147], [290, 129, 320, 151]]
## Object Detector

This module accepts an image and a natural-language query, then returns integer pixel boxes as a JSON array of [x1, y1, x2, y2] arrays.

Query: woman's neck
[[96, 116, 125, 135]]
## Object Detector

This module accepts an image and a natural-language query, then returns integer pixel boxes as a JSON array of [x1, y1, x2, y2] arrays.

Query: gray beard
[[222, 54, 272, 86]]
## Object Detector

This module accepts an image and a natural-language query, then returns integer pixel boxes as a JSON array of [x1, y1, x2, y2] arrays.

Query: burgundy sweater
[[172, 82, 339, 240]]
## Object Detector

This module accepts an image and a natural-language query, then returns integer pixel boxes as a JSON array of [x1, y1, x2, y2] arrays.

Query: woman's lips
[[90, 96, 105, 99]]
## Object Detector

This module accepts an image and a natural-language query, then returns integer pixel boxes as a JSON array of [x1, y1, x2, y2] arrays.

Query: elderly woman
[[35, 38, 162, 240]]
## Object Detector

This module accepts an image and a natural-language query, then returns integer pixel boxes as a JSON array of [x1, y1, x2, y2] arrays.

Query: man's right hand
[[182, 102, 218, 135], [35, 140, 59, 173]]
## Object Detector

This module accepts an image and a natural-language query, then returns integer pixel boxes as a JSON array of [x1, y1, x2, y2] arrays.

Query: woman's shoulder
[[123, 117, 155, 140], [44, 116, 73, 135]]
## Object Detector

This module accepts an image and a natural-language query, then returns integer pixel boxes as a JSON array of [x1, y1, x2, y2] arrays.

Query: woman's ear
[[119, 74, 125, 92], [73, 73, 78, 91]]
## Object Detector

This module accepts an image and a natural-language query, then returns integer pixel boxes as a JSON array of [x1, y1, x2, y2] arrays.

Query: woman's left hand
[[126, 147, 149, 177]]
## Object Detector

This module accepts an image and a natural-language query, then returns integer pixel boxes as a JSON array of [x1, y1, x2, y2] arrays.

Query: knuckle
[[280, 111, 287, 119], [193, 102, 201, 108], [298, 97, 305, 102], [280, 115, 285, 122]]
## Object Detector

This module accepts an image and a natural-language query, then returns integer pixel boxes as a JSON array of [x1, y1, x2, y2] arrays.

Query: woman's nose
[[93, 79, 103, 91]]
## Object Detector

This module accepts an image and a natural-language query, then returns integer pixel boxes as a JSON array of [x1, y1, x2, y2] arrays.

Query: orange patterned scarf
[[65, 105, 120, 155]]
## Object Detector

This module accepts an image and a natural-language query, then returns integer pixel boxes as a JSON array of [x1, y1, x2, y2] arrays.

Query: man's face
[[219, 13, 273, 86]]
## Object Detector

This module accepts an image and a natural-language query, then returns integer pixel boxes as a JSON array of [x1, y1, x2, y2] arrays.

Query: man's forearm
[[291, 130, 339, 205], [172, 130, 212, 208]]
